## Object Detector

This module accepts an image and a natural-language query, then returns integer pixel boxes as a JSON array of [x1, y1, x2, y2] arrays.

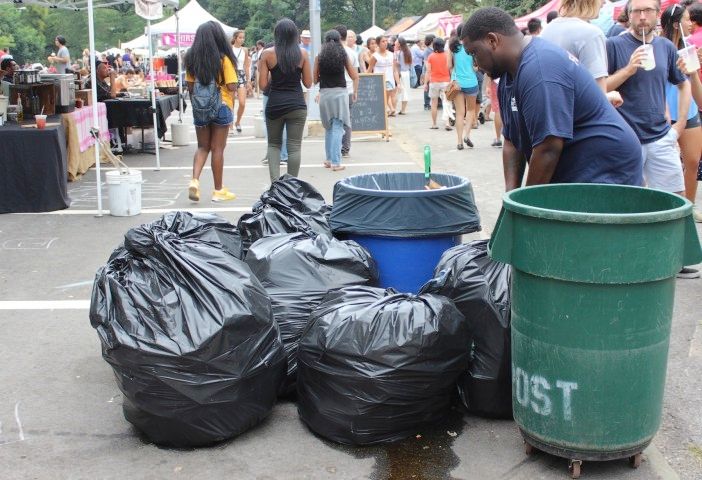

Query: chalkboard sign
[[350, 73, 389, 138]]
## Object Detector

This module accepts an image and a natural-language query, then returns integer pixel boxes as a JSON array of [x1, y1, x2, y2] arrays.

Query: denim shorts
[[194, 104, 233, 128], [461, 85, 479, 96]]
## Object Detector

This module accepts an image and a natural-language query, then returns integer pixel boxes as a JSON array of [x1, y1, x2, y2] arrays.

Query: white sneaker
[[693, 207, 702, 223]]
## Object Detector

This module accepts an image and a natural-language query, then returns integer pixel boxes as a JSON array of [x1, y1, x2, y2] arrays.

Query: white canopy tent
[[148, 0, 236, 38], [1, 0, 178, 215], [120, 35, 149, 50], [359, 25, 385, 41], [397, 10, 452, 42]]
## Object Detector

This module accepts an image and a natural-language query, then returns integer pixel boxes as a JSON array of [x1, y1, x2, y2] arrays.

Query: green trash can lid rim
[[502, 184, 692, 224]]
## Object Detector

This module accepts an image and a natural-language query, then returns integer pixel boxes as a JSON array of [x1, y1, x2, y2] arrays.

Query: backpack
[[190, 78, 221, 125]]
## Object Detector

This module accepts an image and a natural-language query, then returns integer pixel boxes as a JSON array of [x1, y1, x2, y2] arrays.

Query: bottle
[[16, 95, 23, 122], [424, 145, 431, 183]]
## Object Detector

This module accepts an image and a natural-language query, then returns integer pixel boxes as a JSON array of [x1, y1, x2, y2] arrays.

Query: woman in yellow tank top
[[184, 21, 239, 203]]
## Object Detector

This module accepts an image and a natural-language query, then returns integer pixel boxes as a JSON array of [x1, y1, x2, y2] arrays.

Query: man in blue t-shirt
[[460, 7, 643, 190], [606, 0, 689, 195]]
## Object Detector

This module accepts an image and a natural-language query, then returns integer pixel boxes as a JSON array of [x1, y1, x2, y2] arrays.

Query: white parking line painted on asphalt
[[14, 207, 252, 216], [0, 300, 90, 310], [96, 162, 415, 171]]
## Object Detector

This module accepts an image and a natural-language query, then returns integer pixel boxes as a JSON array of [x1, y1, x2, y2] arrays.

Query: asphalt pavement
[[0, 88, 700, 480]]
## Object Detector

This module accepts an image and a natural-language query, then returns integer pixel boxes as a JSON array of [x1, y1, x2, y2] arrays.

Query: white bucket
[[253, 115, 266, 138], [171, 122, 191, 146], [106, 170, 142, 217]]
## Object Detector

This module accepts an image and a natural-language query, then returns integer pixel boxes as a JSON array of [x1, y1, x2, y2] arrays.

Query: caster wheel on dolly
[[524, 441, 536, 455], [629, 453, 642, 469], [568, 460, 582, 479]]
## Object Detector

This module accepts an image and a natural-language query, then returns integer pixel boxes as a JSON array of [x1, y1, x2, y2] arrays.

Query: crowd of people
[[461, 0, 701, 278], [3, 2, 699, 275]]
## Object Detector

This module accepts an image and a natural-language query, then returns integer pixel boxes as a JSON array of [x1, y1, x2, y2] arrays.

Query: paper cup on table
[[642, 44, 656, 71], [35, 114, 47, 130], [679, 45, 700, 72]]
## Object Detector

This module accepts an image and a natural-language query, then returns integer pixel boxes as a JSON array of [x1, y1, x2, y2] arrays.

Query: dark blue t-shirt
[[606, 33, 686, 144], [499, 38, 643, 186]]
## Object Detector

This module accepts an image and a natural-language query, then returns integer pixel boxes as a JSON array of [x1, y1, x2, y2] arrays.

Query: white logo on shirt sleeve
[[511, 97, 518, 112]]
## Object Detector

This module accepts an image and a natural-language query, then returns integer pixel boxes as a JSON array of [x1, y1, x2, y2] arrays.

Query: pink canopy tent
[[514, 0, 561, 29]]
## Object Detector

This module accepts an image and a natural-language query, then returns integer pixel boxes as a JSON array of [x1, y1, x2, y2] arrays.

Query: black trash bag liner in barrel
[[297, 286, 470, 445], [150, 210, 243, 259], [245, 233, 378, 396], [330, 172, 481, 237], [420, 239, 512, 418], [89, 220, 287, 447], [238, 174, 332, 253]]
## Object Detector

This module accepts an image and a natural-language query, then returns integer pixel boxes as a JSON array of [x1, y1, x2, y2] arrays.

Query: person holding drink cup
[[661, 3, 702, 223], [606, 0, 697, 278]]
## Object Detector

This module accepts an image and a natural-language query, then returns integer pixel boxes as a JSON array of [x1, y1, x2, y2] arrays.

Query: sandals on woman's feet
[[331, 165, 346, 171], [457, 144, 464, 150], [323, 161, 331, 168], [430, 126, 439, 130]]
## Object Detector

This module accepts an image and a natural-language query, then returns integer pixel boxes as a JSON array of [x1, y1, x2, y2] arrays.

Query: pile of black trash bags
[[90, 175, 512, 448]]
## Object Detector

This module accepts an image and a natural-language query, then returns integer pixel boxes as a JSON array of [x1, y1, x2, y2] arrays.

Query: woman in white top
[[231, 30, 251, 133], [394, 37, 412, 115], [368, 36, 398, 116]]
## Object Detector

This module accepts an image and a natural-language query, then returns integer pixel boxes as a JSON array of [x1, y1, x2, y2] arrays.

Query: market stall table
[[62, 103, 111, 181], [103, 94, 183, 151], [0, 122, 70, 213]]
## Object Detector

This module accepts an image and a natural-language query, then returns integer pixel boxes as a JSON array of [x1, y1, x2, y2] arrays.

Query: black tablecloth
[[0, 123, 70, 213], [104, 95, 183, 138]]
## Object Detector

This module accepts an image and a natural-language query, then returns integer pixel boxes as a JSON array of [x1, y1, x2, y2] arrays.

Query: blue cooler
[[331, 173, 481, 293]]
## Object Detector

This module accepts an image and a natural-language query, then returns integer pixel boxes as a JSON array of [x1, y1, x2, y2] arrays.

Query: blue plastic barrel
[[331, 173, 481, 293]]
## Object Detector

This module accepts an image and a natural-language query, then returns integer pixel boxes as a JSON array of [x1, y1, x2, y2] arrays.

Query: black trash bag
[[330, 172, 481, 238], [150, 210, 243, 259], [238, 174, 332, 253], [245, 233, 378, 396], [90, 220, 287, 447], [420, 239, 512, 418], [297, 286, 470, 445]]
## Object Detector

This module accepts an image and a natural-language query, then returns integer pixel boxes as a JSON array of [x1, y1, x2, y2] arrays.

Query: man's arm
[[525, 136, 564, 186], [503, 139, 527, 191], [606, 46, 646, 91]]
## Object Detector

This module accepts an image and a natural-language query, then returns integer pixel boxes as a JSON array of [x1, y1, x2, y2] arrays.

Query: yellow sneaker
[[212, 187, 236, 202], [188, 178, 200, 202]]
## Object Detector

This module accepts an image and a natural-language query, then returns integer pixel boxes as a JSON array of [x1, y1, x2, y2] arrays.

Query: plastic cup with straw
[[641, 28, 656, 71], [678, 32, 700, 72], [35, 105, 46, 130]]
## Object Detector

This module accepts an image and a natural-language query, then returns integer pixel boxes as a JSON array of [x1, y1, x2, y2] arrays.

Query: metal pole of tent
[[148, 19, 161, 170], [176, 9, 183, 123], [87, 0, 103, 216], [307, 0, 321, 120]]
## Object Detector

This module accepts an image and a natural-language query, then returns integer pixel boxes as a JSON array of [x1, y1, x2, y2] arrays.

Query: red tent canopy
[[514, 0, 561, 29]]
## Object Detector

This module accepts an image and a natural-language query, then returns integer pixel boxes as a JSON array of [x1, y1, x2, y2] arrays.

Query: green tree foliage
[[494, 0, 547, 16], [0, 6, 46, 64]]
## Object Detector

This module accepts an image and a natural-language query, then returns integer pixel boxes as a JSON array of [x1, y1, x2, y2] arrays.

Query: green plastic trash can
[[488, 184, 702, 476]]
